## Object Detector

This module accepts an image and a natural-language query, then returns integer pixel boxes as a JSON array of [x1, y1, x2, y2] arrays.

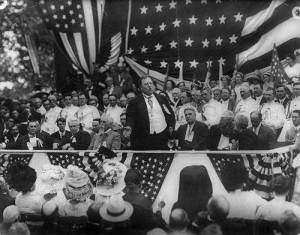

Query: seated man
[[169, 208, 191, 234], [61, 118, 91, 150], [175, 106, 209, 150], [208, 111, 235, 150], [249, 111, 277, 150], [6, 120, 46, 150], [51, 117, 72, 149], [88, 115, 121, 150]]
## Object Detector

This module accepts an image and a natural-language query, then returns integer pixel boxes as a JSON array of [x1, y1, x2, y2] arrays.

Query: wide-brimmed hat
[[64, 165, 93, 201], [100, 196, 133, 222]]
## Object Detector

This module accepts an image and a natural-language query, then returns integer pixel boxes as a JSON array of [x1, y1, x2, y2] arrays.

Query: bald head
[[207, 195, 230, 222], [169, 208, 190, 231]]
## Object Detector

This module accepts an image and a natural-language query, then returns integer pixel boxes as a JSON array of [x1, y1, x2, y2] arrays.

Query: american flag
[[1, 154, 33, 178], [130, 153, 174, 201], [208, 151, 292, 199], [37, 0, 106, 75], [270, 44, 289, 84], [124, 0, 300, 84]]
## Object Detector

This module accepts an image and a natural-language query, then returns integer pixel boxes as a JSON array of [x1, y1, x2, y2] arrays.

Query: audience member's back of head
[[8, 222, 30, 235], [169, 208, 190, 231], [280, 210, 300, 235], [207, 195, 230, 222], [3, 205, 20, 225], [41, 200, 58, 223], [221, 163, 248, 192], [200, 224, 223, 235], [270, 175, 290, 196], [87, 202, 102, 223], [146, 228, 167, 235], [124, 169, 142, 191], [5, 163, 37, 193]]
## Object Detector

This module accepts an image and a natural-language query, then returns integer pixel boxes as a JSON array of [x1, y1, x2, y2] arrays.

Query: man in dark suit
[[232, 114, 258, 150], [8, 120, 45, 150], [126, 76, 175, 150], [51, 117, 72, 149], [208, 111, 235, 150], [275, 84, 290, 109], [103, 75, 123, 99], [61, 118, 91, 150], [4, 124, 22, 149], [253, 83, 267, 106], [249, 111, 277, 150], [176, 107, 209, 150]]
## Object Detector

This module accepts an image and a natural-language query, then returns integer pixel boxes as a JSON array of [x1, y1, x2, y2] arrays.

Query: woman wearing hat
[[56, 165, 94, 217]]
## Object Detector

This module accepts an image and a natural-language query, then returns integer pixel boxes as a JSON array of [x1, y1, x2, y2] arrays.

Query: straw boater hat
[[63, 165, 93, 202], [100, 195, 133, 222]]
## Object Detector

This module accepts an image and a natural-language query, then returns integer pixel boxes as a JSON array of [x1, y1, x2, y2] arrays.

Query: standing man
[[105, 94, 123, 125], [76, 93, 100, 133], [260, 87, 286, 135], [126, 76, 175, 150], [275, 84, 290, 110], [175, 107, 209, 150], [60, 93, 80, 131]]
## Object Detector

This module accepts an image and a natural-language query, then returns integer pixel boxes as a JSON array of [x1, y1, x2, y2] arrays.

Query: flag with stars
[[0, 154, 33, 176], [208, 151, 292, 199], [47, 152, 85, 169], [125, 0, 300, 84], [270, 44, 290, 84], [36, 0, 106, 75], [130, 153, 174, 202]]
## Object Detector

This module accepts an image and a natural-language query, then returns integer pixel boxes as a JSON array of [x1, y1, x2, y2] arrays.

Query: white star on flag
[[216, 36, 223, 46], [155, 3, 163, 12], [140, 5, 148, 14], [173, 18, 181, 27], [234, 12, 243, 22], [160, 60, 168, 68], [189, 59, 199, 68], [170, 40, 178, 48], [205, 17, 213, 26], [219, 15, 226, 24], [229, 34, 238, 43], [218, 57, 226, 65], [174, 59, 183, 68], [201, 38, 209, 48], [130, 26, 138, 36], [186, 0, 192, 5], [159, 22, 166, 31], [127, 48, 133, 55], [169, 0, 176, 9], [185, 37, 194, 47], [145, 25, 153, 34], [141, 45, 148, 53], [155, 43, 162, 51], [188, 15, 198, 24]]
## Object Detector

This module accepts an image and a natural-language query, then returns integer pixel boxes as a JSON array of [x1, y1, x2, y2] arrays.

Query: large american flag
[[37, 0, 106, 75], [124, 0, 300, 84]]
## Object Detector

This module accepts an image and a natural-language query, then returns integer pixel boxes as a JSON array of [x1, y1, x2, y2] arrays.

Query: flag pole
[[163, 63, 169, 91], [178, 62, 183, 82], [218, 59, 223, 88]]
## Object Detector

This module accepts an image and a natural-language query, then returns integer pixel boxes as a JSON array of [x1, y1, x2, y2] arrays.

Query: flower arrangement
[[96, 161, 124, 187]]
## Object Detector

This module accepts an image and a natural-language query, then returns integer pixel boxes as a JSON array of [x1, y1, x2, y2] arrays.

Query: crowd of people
[[0, 52, 299, 151], [0, 161, 300, 235], [0, 51, 299, 235]]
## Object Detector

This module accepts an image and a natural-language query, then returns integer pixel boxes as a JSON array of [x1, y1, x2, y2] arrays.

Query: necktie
[[187, 125, 192, 137], [147, 96, 153, 109]]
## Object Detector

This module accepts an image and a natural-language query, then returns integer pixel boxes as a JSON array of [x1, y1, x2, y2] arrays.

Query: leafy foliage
[[0, 0, 55, 98]]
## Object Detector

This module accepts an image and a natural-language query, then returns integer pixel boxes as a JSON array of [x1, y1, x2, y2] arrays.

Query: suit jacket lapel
[[138, 95, 150, 129]]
